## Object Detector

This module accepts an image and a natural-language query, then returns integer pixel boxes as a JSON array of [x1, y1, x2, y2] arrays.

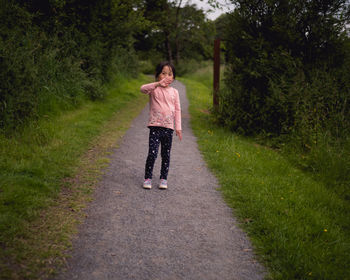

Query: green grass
[[0, 74, 149, 279], [179, 73, 350, 279]]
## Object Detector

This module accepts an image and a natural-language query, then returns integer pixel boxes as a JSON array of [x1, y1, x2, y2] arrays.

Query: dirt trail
[[55, 80, 265, 280]]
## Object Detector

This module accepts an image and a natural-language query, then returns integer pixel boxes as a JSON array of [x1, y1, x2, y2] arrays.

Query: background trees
[[3, 0, 349, 152], [0, 0, 215, 131], [216, 0, 350, 196], [0, 0, 145, 130], [219, 0, 350, 142], [135, 0, 215, 73]]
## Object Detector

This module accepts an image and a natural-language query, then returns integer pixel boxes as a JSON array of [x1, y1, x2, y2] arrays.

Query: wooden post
[[213, 38, 220, 109]]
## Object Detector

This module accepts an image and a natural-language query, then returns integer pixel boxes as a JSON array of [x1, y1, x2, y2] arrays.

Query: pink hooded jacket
[[140, 82, 181, 131]]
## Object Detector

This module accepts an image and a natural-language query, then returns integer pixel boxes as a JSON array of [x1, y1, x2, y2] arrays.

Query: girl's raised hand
[[158, 76, 173, 87]]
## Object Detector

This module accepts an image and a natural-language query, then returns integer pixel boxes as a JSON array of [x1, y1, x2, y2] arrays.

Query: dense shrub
[[219, 0, 350, 138], [220, 1, 350, 139], [0, 3, 85, 129], [219, 0, 350, 194], [0, 0, 143, 131]]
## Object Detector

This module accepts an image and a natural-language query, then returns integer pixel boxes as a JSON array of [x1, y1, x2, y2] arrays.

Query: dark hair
[[155, 61, 176, 80]]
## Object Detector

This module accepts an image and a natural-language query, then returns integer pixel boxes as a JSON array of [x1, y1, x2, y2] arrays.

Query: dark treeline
[[218, 0, 350, 196], [0, 0, 144, 130], [0, 0, 214, 131], [220, 0, 350, 139]]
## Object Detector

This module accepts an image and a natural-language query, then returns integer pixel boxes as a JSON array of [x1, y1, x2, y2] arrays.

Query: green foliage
[[0, 0, 145, 131], [176, 59, 210, 78], [218, 0, 350, 194], [0, 5, 85, 129], [135, 0, 215, 69], [221, 0, 350, 136], [139, 60, 157, 75], [214, 13, 230, 41], [175, 4, 215, 61]]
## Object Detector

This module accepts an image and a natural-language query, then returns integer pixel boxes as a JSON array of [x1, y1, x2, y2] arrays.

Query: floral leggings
[[145, 126, 173, 180]]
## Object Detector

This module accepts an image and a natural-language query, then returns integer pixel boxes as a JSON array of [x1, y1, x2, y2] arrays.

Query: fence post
[[213, 38, 220, 110]]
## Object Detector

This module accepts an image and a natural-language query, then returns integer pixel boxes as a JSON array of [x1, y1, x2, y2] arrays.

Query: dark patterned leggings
[[145, 126, 173, 180]]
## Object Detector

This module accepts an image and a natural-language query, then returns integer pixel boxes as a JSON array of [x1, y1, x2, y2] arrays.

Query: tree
[[136, 0, 215, 65], [0, 0, 147, 129], [220, 0, 350, 137]]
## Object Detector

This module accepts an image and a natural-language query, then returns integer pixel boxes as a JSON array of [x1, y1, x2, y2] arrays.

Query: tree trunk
[[165, 31, 173, 63], [175, 0, 183, 65]]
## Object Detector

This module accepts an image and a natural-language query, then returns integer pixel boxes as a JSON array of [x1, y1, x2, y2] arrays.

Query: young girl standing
[[140, 61, 182, 189]]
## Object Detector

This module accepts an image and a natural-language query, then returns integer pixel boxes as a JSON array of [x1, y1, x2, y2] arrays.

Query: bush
[[176, 59, 208, 77], [106, 47, 139, 80], [0, 27, 88, 130], [0, 0, 144, 131], [219, 47, 302, 135], [218, 1, 350, 198], [139, 60, 155, 75], [220, 1, 350, 139]]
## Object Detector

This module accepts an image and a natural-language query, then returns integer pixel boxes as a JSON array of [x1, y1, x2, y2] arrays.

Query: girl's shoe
[[159, 179, 168, 189], [143, 179, 152, 189]]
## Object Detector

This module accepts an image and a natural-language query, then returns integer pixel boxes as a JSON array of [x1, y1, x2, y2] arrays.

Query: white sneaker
[[143, 179, 152, 189], [159, 179, 168, 189]]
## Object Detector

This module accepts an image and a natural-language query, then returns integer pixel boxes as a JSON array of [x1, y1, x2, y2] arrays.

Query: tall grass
[[0, 74, 149, 279], [179, 67, 350, 279]]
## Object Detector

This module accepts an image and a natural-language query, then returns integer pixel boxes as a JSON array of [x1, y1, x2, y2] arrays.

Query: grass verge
[[0, 75, 149, 279], [179, 75, 350, 280]]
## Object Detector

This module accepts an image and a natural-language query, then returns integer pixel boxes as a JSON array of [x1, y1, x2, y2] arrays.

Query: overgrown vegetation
[[218, 0, 350, 200], [0, 0, 144, 131], [0, 0, 216, 131], [220, 0, 350, 135], [181, 67, 350, 280]]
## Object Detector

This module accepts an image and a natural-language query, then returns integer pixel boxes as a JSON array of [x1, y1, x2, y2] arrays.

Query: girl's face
[[158, 66, 174, 81]]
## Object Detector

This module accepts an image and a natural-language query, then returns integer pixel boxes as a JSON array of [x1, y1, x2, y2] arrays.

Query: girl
[[140, 61, 182, 190]]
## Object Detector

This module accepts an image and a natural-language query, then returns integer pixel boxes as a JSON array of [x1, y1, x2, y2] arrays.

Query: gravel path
[[55, 80, 265, 280]]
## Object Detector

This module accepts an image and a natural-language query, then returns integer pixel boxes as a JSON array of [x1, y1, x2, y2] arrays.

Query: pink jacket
[[140, 82, 182, 131]]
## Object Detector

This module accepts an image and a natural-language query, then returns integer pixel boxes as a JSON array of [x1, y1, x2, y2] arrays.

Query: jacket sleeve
[[140, 82, 158, 94], [174, 89, 182, 131]]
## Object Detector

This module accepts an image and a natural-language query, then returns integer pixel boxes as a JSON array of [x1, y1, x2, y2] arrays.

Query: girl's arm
[[140, 82, 159, 94], [140, 77, 173, 94]]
